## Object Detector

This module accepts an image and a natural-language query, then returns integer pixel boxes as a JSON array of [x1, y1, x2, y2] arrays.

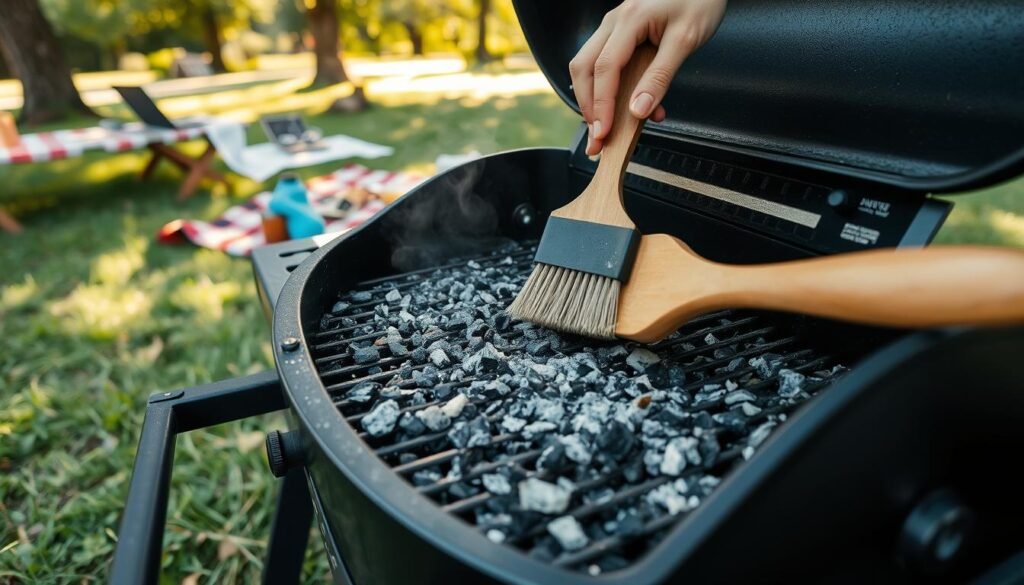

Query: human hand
[[570, 0, 728, 155]]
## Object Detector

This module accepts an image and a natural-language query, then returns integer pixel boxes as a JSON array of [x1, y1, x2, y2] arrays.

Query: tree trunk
[[305, 0, 367, 111], [403, 22, 424, 56], [201, 5, 228, 72], [0, 0, 94, 125], [475, 0, 493, 63]]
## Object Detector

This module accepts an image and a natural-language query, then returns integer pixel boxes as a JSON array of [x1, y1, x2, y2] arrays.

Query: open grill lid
[[513, 0, 1024, 193]]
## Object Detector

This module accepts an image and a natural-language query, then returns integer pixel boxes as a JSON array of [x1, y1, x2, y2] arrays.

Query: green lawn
[[1, 73, 1022, 584]]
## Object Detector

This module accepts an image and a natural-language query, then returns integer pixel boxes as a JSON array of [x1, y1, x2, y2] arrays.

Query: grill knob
[[265, 430, 304, 478], [899, 488, 975, 576]]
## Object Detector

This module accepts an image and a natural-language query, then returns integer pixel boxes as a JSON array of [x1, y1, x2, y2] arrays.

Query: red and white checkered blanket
[[0, 123, 211, 165], [158, 164, 424, 257]]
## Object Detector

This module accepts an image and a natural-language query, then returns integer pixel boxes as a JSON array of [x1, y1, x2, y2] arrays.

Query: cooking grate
[[307, 241, 845, 575]]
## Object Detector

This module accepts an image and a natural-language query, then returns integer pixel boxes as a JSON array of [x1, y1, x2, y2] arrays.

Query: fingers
[[591, 26, 642, 142], [569, 16, 613, 125], [629, 26, 695, 118]]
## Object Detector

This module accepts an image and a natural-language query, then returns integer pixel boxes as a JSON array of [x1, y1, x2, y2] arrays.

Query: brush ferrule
[[533, 217, 639, 281]]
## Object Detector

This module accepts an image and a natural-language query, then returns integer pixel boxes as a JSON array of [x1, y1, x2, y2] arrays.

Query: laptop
[[113, 86, 206, 130]]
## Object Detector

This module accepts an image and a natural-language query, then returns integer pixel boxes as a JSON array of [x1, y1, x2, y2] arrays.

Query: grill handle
[[109, 372, 303, 585]]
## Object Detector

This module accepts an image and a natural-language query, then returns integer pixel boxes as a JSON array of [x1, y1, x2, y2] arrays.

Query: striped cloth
[[0, 123, 214, 165], [158, 164, 424, 257]]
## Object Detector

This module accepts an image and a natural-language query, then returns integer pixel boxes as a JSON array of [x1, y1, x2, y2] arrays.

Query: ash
[[318, 241, 845, 573]]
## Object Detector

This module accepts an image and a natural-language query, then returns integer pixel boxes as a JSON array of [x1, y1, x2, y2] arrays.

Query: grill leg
[[262, 467, 313, 585]]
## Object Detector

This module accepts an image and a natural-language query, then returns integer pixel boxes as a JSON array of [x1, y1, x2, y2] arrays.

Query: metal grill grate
[[308, 242, 843, 575]]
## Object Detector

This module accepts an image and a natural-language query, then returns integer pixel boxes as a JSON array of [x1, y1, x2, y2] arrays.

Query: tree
[[305, 0, 367, 112], [475, 0, 492, 63], [0, 0, 94, 125]]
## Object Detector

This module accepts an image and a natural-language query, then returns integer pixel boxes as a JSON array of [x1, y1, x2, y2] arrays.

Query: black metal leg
[[109, 372, 286, 585], [263, 468, 314, 584]]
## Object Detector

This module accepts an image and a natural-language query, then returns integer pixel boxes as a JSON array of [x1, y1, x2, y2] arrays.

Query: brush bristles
[[506, 263, 619, 339]]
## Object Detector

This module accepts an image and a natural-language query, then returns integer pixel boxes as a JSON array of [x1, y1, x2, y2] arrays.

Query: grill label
[[840, 222, 881, 245]]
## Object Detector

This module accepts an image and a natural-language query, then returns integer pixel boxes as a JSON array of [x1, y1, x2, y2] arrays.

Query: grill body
[[271, 147, 1024, 584]]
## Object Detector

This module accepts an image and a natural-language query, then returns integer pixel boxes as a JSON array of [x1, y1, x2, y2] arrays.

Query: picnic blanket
[[0, 120, 235, 165], [205, 123, 394, 182], [158, 164, 424, 256]]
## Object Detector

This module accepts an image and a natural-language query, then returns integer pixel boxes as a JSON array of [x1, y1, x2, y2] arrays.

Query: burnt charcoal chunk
[[645, 363, 687, 388], [429, 348, 451, 368], [518, 478, 571, 514], [492, 312, 512, 332], [398, 412, 426, 436], [536, 443, 568, 472], [351, 291, 373, 302], [526, 340, 553, 357], [692, 411, 714, 430], [777, 368, 806, 398], [615, 511, 645, 537], [712, 410, 748, 433], [433, 383, 456, 400], [352, 346, 380, 365], [346, 381, 379, 403], [388, 341, 409, 357], [385, 289, 403, 303], [412, 469, 441, 486], [449, 482, 478, 500], [547, 516, 588, 551], [410, 347, 429, 364], [398, 452, 418, 465], [698, 433, 721, 466], [362, 400, 400, 437], [448, 415, 491, 449], [622, 456, 645, 483], [446, 312, 473, 330], [597, 421, 635, 462]]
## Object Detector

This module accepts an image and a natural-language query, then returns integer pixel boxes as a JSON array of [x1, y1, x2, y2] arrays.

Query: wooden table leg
[[177, 142, 220, 200], [0, 207, 23, 234], [140, 145, 164, 181]]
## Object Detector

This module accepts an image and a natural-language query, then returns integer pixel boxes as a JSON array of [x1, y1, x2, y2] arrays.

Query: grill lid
[[514, 0, 1024, 193]]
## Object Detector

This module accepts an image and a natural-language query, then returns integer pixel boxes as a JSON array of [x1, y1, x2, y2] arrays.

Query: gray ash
[[312, 241, 846, 574]]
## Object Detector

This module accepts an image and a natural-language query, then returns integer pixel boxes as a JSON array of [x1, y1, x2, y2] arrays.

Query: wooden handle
[[552, 44, 657, 228], [617, 235, 1024, 342]]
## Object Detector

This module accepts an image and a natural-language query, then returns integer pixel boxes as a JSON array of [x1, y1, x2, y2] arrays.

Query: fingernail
[[631, 93, 654, 117], [593, 120, 602, 138]]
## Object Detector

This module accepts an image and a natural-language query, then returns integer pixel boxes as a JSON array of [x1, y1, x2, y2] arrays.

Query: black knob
[[827, 190, 855, 214], [265, 430, 304, 477], [899, 489, 975, 576]]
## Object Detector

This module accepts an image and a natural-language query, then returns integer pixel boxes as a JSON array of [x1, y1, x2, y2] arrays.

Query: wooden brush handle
[[552, 44, 657, 228], [617, 235, 1024, 342]]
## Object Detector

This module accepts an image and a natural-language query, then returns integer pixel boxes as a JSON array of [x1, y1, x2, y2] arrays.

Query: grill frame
[[269, 146, 1012, 584]]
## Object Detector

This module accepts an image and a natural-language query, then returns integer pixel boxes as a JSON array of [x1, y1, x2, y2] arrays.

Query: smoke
[[385, 158, 511, 271]]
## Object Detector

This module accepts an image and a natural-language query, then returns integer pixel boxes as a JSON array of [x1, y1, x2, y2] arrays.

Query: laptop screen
[[113, 86, 176, 129]]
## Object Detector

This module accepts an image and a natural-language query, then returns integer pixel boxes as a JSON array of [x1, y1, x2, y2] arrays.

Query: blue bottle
[[268, 173, 325, 239]]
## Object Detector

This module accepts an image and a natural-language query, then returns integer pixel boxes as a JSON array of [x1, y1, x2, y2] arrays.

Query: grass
[[1, 62, 1023, 584]]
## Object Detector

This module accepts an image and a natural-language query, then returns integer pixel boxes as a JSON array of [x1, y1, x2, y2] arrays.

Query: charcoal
[[492, 312, 512, 332], [526, 340, 553, 357], [645, 363, 687, 388], [449, 415, 491, 448], [483, 473, 512, 495], [724, 390, 756, 405], [346, 381, 379, 403], [388, 341, 409, 357], [777, 368, 806, 398], [560, 434, 592, 465], [320, 241, 848, 572], [362, 400, 400, 437], [430, 349, 452, 368], [536, 443, 568, 472], [416, 405, 451, 431], [412, 469, 442, 486], [547, 516, 588, 551], [398, 412, 426, 436], [367, 366, 383, 375], [519, 478, 571, 514], [597, 420, 636, 461], [352, 346, 380, 365], [626, 348, 660, 372]]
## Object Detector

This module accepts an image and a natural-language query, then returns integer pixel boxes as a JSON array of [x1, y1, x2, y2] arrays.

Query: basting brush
[[508, 44, 658, 338]]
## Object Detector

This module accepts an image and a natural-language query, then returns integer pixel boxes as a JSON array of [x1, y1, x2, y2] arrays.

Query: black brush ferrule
[[533, 216, 640, 281]]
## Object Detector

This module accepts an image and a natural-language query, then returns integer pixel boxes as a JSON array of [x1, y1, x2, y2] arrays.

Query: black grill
[[306, 241, 844, 575]]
